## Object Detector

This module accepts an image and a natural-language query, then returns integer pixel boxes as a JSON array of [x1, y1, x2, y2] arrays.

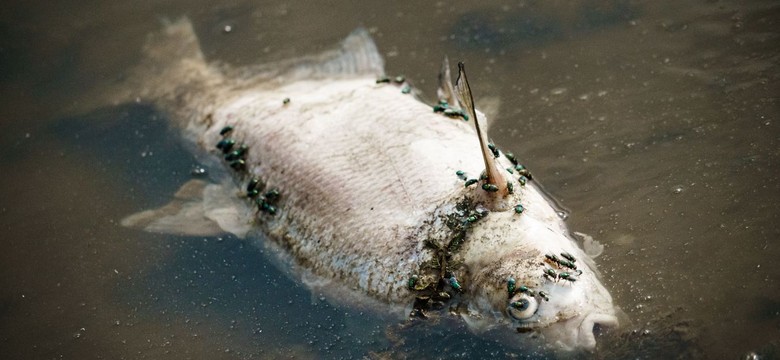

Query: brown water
[[1, 1, 778, 359]]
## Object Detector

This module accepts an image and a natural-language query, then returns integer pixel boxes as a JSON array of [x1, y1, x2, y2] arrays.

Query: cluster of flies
[[456, 149, 532, 215], [503, 252, 582, 320], [376, 75, 412, 95], [433, 100, 469, 121], [543, 252, 581, 284], [405, 198, 488, 318], [406, 271, 464, 318], [407, 271, 463, 295], [507, 276, 549, 303], [216, 125, 248, 171], [215, 125, 281, 216], [376, 75, 468, 119]]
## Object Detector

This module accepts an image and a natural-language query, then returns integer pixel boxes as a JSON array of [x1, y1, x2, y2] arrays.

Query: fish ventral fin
[[120, 179, 253, 238], [454, 62, 508, 197]]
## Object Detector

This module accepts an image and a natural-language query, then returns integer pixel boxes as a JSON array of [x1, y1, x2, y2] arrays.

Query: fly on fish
[[114, 18, 619, 352]]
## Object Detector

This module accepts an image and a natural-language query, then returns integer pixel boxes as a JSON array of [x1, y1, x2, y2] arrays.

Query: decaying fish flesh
[[117, 18, 619, 351]]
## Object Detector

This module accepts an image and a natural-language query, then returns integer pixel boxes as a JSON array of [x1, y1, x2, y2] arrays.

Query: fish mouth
[[541, 312, 619, 351], [574, 312, 619, 350]]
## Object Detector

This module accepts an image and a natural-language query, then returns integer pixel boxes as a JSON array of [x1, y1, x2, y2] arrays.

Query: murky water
[[1, 1, 778, 359]]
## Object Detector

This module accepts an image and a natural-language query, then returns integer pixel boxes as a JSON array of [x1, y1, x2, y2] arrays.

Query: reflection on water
[[1, 0, 778, 358]]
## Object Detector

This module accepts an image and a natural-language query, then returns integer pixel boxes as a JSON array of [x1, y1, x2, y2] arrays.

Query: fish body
[[120, 19, 618, 351]]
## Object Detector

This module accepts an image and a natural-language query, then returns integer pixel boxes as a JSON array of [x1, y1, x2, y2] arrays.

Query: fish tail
[[66, 17, 219, 122], [134, 17, 213, 96]]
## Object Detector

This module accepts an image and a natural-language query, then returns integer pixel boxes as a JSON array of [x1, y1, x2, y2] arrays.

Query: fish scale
[[206, 81, 491, 303]]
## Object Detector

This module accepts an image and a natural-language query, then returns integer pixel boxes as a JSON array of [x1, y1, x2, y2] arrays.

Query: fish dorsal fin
[[454, 62, 508, 197], [318, 27, 385, 76], [288, 27, 384, 78], [229, 28, 384, 84], [437, 56, 460, 109]]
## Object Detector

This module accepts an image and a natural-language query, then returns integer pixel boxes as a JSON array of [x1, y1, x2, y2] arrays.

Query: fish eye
[[507, 294, 538, 321]]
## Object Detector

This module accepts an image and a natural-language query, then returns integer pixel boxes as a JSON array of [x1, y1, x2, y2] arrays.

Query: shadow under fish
[[50, 104, 212, 208]]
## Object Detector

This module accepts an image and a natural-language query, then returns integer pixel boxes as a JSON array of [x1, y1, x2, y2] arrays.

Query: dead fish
[[116, 18, 618, 351]]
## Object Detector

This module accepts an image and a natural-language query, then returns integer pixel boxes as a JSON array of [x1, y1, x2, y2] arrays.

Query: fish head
[[461, 210, 619, 351]]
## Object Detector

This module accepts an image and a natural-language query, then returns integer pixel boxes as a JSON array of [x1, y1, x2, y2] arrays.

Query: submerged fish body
[[120, 19, 618, 351]]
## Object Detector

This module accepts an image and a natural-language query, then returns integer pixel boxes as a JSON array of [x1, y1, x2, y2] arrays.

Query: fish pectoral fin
[[573, 231, 605, 258], [454, 62, 508, 196], [121, 179, 253, 238]]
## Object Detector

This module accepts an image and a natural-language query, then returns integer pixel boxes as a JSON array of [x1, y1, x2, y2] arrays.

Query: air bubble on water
[[191, 166, 207, 177], [224, 25, 232, 33], [550, 87, 567, 95]]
